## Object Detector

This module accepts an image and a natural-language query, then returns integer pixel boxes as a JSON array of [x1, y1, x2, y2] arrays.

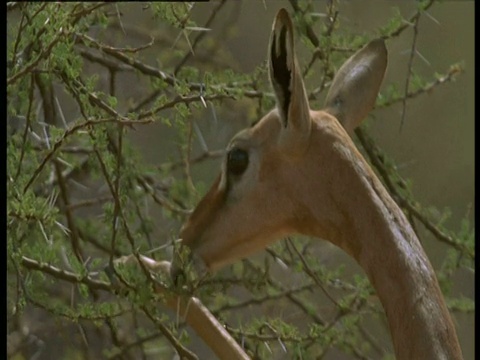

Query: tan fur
[[175, 8, 462, 360]]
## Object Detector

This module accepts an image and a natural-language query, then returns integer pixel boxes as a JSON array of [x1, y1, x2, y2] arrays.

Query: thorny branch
[[7, 2, 472, 359], [399, 11, 420, 131], [290, 0, 468, 258], [20, 256, 111, 292], [173, 0, 227, 75], [355, 128, 473, 259], [377, 64, 463, 109]]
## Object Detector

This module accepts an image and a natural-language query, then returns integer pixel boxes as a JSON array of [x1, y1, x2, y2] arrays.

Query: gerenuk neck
[[315, 144, 463, 359]]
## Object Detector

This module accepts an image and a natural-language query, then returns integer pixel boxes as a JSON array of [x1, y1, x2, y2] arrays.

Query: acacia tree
[[7, 2, 473, 359]]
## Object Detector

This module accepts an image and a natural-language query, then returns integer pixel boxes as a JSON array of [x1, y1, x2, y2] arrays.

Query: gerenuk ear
[[269, 8, 311, 157], [324, 39, 387, 134]]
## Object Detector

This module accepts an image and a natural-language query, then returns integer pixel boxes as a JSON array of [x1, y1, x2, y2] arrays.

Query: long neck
[[303, 137, 463, 359], [348, 173, 461, 359]]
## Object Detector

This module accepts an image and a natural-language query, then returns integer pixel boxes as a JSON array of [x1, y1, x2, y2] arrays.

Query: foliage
[[7, 1, 473, 360]]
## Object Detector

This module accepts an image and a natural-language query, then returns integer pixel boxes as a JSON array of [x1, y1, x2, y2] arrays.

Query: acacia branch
[[173, 0, 227, 74], [111, 255, 251, 359], [20, 254, 250, 359], [22, 116, 153, 194], [355, 128, 473, 258], [385, 0, 435, 40], [76, 33, 265, 100], [20, 256, 111, 291], [377, 64, 463, 109]]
